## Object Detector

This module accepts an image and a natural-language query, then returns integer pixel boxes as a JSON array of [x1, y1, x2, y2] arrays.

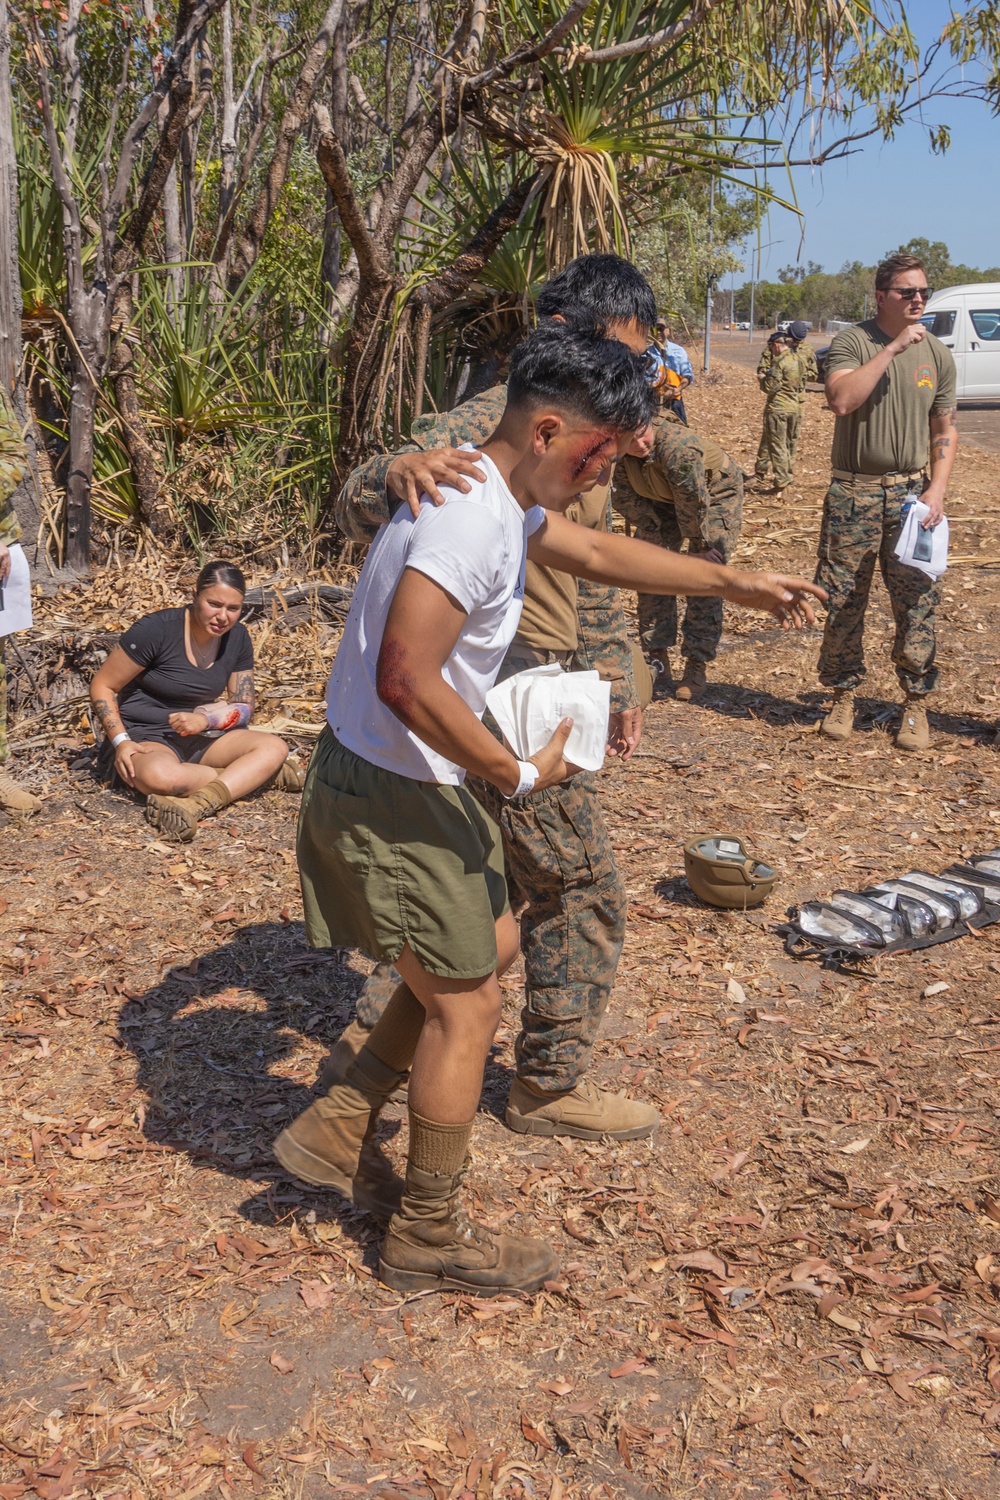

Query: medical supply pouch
[[781, 859, 1000, 968]]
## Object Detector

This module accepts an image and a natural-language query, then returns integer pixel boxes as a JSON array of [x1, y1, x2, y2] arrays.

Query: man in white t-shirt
[[277, 323, 824, 1298]]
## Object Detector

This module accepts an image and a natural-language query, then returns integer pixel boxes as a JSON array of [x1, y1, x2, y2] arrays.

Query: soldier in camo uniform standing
[[273, 258, 661, 1200], [0, 390, 40, 814], [612, 409, 743, 702], [817, 253, 957, 753]]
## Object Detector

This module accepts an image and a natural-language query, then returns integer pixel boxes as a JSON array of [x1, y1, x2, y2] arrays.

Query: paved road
[[693, 330, 1000, 455]]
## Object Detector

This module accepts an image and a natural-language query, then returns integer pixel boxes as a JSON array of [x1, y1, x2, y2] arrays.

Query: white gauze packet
[[486, 664, 610, 773]]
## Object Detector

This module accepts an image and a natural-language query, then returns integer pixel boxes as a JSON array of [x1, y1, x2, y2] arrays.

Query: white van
[[921, 284, 1000, 401]]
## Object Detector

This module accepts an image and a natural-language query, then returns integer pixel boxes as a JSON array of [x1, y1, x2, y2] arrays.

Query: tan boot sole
[[504, 1102, 657, 1141], [377, 1261, 554, 1297]]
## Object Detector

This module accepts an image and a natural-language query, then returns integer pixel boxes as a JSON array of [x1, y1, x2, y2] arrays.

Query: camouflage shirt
[[615, 411, 740, 547], [796, 343, 819, 392], [335, 386, 639, 711], [762, 347, 809, 414], [756, 345, 776, 390], [0, 391, 25, 548]]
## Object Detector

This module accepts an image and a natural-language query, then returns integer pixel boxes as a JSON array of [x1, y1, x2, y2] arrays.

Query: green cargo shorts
[[297, 726, 510, 979]]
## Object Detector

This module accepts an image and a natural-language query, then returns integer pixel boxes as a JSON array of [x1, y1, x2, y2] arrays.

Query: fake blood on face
[[566, 430, 618, 485]]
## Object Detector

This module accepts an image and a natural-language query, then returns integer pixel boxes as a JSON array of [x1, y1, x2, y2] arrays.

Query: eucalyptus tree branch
[[115, 76, 194, 264], [228, 0, 346, 280], [349, 72, 390, 135], [412, 171, 540, 314], [104, 0, 229, 228], [465, 0, 591, 90], [313, 102, 386, 282], [565, 0, 719, 64], [55, 0, 83, 158]]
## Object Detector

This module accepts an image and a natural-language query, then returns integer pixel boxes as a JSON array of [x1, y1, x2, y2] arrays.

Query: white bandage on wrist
[[506, 760, 538, 799], [111, 731, 131, 748]]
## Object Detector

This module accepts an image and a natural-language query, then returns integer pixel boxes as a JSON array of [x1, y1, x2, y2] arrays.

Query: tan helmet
[[684, 834, 778, 909]]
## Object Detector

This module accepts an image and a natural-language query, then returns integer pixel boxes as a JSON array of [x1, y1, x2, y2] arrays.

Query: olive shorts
[[297, 726, 509, 979]]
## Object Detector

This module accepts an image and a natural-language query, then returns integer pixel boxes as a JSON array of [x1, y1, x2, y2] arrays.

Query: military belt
[[506, 644, 575, 669], [830, 467, 926, 487]]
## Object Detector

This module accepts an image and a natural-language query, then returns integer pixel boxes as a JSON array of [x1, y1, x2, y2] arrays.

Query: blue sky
[[732, 0, 1000, 284]]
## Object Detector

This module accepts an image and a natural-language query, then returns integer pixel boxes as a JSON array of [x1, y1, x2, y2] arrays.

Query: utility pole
[[748, 248, 756, 344], [703, 176, 715, 373]]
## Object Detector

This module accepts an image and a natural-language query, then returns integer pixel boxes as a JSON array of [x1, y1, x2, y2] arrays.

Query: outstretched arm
[[528, 512, 826, 627]]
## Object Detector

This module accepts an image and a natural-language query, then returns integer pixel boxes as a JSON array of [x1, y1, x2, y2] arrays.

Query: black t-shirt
[[116, 607, 254, 736]]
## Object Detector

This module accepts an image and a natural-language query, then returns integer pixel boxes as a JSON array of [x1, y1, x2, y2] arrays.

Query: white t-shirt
[[326, 451, 546, 784]]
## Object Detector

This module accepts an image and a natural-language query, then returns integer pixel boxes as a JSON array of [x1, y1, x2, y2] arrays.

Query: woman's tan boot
[[146, 778, 232, 842], [0, 770, 41, 814]]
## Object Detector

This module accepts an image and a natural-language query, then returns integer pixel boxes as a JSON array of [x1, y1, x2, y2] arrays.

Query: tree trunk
[[108, 280, 174, 540], [65, 346, 97, 571], [0, 0, 45, 566]]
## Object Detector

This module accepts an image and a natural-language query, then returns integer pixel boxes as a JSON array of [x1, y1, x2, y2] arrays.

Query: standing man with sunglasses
[[816, 253, 957, 751]]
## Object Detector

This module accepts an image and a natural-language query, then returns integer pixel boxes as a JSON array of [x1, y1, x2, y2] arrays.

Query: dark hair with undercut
[[506, 321, 653, 433], [875, 253, 926, 291], [195, 559, 246, 595], [536, 254, 657, 337]]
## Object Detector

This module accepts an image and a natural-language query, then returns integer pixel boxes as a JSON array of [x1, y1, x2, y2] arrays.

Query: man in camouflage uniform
[[285, 255, 660, 1154], [0, 392, 39, 814], [755, 322, 817, 489], [612, 409, 743, 702], [817, 253, 957, 752]]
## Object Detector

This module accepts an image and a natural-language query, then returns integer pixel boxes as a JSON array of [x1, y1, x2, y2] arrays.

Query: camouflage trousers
[[355, 667, 626, 1094], [815, 477, 940, 695], [755, 407, 801, 489], [613, 478, 742, 663]]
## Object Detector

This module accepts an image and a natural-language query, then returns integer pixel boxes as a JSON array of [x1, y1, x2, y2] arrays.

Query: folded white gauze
[[486, 664, 610, 773], [893, 498, 948, 581]]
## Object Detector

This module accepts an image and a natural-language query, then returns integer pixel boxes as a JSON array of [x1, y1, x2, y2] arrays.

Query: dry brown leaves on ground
[[4, 358, 1000, 1500]]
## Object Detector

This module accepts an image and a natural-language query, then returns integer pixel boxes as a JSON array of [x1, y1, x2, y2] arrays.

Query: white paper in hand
[[0, 543, 33, 637], [893, 499, 948, 581], [486, 664, 610, 772]]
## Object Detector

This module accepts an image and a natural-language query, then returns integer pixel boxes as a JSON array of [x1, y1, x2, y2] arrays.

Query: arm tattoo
[[92, 695, 125, 736], [231, 670, 255, 714]]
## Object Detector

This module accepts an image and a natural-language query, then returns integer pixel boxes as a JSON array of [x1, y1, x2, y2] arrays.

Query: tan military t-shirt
[[516, 484, 610, 652], [827, 320, 957, 475]]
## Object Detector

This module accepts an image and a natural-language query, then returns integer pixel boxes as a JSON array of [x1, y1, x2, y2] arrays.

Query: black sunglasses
[[888, 286, 933, 302]]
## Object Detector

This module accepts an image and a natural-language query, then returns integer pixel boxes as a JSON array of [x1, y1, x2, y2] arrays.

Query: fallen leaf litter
[[4, 356, 1000, 1497]]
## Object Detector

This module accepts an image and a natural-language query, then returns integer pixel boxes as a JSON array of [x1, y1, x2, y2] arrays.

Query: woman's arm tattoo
[[92, 695, 126, 737], [231, 670, 255, 713]]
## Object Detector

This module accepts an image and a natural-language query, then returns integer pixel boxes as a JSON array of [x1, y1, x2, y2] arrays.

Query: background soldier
[[756, 319, 813, 498], [299, 255, 661, 1161], [817, 253, 957, 752], [0, 391, 40, 815], [753, 331, 785, 485], [612, 409, 744, 702]]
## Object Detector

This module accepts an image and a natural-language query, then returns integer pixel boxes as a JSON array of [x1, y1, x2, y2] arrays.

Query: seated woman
[[89, 559, 299, 842]]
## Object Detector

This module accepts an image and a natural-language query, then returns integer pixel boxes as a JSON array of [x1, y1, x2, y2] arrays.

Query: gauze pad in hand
[[486, 664, 610, 773]]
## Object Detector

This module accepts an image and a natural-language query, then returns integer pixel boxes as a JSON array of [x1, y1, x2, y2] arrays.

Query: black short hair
[[196, 559, 246, 595], [506, 322, 653, 433], [536, 254, 657, 337]]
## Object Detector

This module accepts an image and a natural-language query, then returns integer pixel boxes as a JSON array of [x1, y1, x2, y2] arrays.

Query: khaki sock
[[364, 984, 425, 1073], [193, 778, 233, 813], [408, 1111, 473, 1176]]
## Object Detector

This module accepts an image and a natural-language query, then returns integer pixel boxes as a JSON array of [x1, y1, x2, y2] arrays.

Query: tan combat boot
[[896, 694, 930, 753], [318, 1019, 409, 1102], [0, 770, 41, 814], [506, 1076, 659, 1141], [675, 659, 708, 703], [821, 688, 855, 742], [378, 1163, 559, 1296], [273, 1047, 406, 1219]]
